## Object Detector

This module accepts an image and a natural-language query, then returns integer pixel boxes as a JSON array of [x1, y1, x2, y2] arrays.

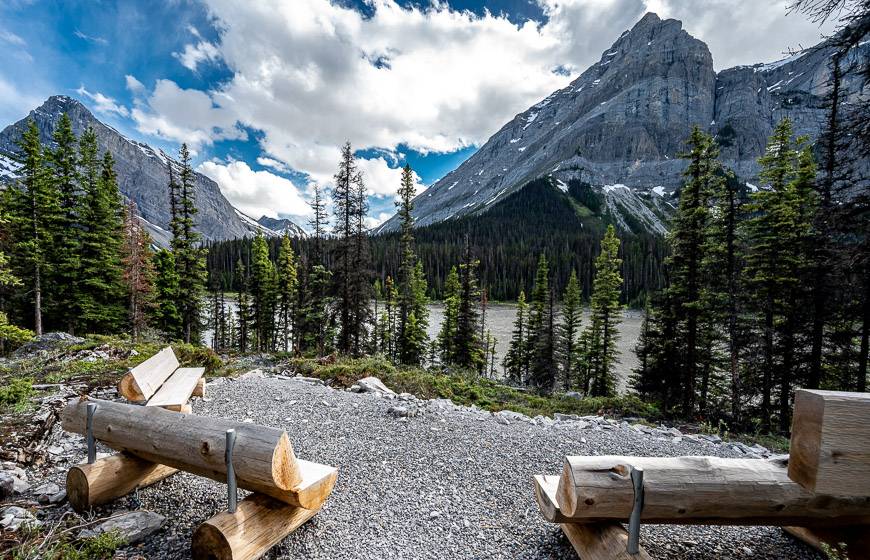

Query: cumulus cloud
[[173, 26, 221, 71], [197, 160, 313, 221], [130, 0, 832, 201], [76, 86, 129, 117], [127, 77, 245, 151], [366, 211, 395, 229]]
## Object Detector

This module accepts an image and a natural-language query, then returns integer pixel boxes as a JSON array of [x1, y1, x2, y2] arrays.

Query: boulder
[[79, 511, 165, 544], [357, 376, 395, 395], [12, 332, 84, 357]]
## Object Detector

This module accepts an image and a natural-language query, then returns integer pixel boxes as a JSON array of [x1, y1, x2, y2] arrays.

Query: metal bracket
[[225, 429, 237, 513], [86, 402, 97, 464], [627, 465, 644, 555]]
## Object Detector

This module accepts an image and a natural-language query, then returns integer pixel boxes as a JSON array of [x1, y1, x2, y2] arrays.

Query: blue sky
[[0, 0, 832, 227]]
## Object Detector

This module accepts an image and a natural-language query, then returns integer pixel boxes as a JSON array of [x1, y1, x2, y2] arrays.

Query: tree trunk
[[34, 263, 42, 336]]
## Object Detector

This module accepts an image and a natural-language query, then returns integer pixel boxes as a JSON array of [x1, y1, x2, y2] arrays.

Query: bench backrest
[[127, 347, 179, 402]]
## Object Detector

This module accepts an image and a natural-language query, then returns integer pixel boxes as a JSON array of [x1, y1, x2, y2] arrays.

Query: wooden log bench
[[533, 389, 870, 558], [62, 397, 338, 560], [118, 346, 206, 413]]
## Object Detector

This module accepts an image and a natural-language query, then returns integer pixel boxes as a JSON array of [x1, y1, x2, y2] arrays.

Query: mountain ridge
[[377, 12, 869, 234], [0, 95, 305, 244]]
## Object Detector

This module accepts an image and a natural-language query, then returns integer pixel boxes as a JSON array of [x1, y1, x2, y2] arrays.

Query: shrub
[[172, 344, 223, 375], [0, 376, 34, 412]]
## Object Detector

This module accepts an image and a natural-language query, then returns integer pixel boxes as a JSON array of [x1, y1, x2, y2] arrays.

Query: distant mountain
[[256, 215, 307, 238], [0, 95, 303, 245], [378, 12, 869, 234]]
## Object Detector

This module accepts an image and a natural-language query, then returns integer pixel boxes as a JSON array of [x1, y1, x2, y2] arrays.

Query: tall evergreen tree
[[297, 185, 332, 356], [7, 120, 59, 335], [78, 150, 126, 333], [332, 142, 371, 355], [276, 234, 298, 352], [234, 257, 251, 353], [152, 249, 182, 340], [585, 225, 623, 396], [250, 233, 277, 351], [171, 144, 206, 344], [48, 114, 81, 331], [558, 270, 582, 390], [527, 254, 557, 392], [451, 237, 484, 371], [396, 164, 429, 365], [437, 266, 460, 366], [503, 290, 528, 384]]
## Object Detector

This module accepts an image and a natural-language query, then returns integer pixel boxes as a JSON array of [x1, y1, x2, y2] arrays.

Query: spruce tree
[[234, 257, 251, 353], [585, 225, 623, 396], [437, 266, 460, 366], [171, 144, 206, 344], [152, 249, 182, 340], [297, 185, 332, 356], [332, 142, 372, 355], [48, 114, 81, 331], [396, 164, 429, 365], [558, 270, 582, 390], [121, 200, 155, 341], [79, 150, 126, 333], [250, 233, 277, 351], [7, 120, 59, 335], [276, 234, 298, 352], [527, 254, 557, 392], [503, 290, 528, 384], [451, 237, 484, 371]]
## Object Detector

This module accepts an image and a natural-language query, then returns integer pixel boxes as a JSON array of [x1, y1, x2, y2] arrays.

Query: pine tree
[[437, 266, 460, 366], [276, 234, 297, 352], [171, 144, 206, 344], [503, 290, 528, 384], [6, 120, 59, 335], [234, 257, 251, 353], [152, 249, 182, 340], [396, 164, 429, 365], [558, 270, 582, 390], [665, 126, 719, 414], [250, 233, 277, 351], [296, 185, 332, 356], [451, 237, 484, 371], [332, 142, 372, 355], [527, 254, 557, 392], [121, 201, 155, 341], [379, 275, 398, 359], [79, 149, 126, 333], [700, 171, 745, 421], [47, 113, 81, 332], [585, 225, 623, 397]]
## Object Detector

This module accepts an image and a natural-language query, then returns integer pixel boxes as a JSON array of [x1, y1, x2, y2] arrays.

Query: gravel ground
[[101, 375, 821, 560]]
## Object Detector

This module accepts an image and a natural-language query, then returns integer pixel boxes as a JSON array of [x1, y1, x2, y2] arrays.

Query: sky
[[0, 0, 835, 228]]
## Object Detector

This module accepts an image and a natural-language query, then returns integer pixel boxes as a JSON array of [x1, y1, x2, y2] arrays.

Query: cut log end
[[118, 374, 145, 402], [192, 378, 206, 398], [66, 466, 90, 512], [65, 454, 178, 512], [273, 432, 303, 490], [191, 494, 319, 560]]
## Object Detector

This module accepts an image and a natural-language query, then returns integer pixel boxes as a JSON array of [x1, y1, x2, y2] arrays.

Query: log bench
[[118, 346, 206, 413], [533, 389, 870, 558], [62, 397, 338, 560]]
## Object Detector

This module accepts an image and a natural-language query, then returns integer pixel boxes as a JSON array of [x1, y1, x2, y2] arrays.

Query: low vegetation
[[6, 524, 125, 560]]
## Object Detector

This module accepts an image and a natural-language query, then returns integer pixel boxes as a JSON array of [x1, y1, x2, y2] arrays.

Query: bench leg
[[784, 526, 870, 557], [192, 493, 319, 560], [560, 522, 652, 560], [66, 453, 177, 512]]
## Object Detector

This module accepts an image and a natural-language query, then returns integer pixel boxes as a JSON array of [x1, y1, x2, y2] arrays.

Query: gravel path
[[116, 375, 820, 560]]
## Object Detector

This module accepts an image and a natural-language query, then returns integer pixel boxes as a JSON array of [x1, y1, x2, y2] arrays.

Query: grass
[[285, 355, 660, 419], [6, 523, 126, 560], [0, 376, 34, 413]]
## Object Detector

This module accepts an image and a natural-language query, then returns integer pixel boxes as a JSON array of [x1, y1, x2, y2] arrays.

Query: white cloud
[[125, 75, 146, 95], [0, 29, 26, 47], [365, 211, 394, 229], [127, 78, 245, 151], [132, 0, 832, 199], [197, 160, 312, 221], [173, 27, 222, 71], [76, 86, 129, 117], [74, 29, 108, 45]]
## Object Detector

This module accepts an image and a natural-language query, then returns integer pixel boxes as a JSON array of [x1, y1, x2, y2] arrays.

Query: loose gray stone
[[357, 376, 395, 395], [83, 511, 165, 544]]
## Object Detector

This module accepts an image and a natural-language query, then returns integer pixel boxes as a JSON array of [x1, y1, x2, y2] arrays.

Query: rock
[[239, 368, 266, 380], [81, 511, 165, 544], [293, 375, 325, 385], [357, 376, 395, 395], [387, 406, 409, 418], [12, 332, 84, 357], [0, 472, 30, 497], [48, 490, 67, 504], [32, 481, 60, 503], [496, 410, 531, 424], [494, 413, 510, 425], [0, 506, 40, 531], [564, 391, 583, 399]]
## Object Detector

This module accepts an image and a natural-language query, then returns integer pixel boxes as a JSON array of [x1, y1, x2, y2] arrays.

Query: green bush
[[172, 344, 223, 375], [0, 376, 34, 412]]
